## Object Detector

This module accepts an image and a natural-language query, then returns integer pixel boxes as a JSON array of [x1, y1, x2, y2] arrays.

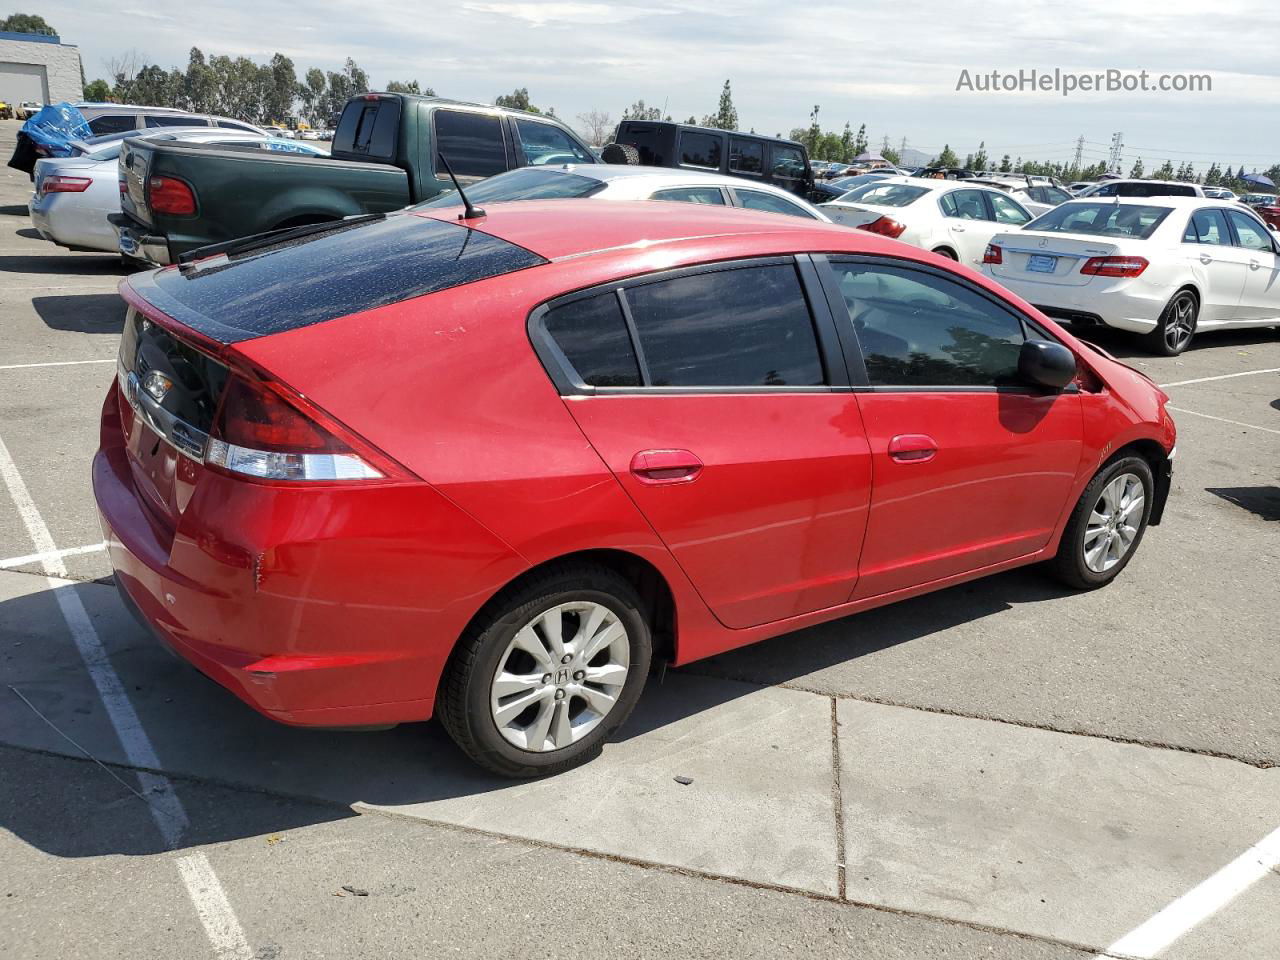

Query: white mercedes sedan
[[982, 197, 1280, 355], [820, 176, 1034, 267]]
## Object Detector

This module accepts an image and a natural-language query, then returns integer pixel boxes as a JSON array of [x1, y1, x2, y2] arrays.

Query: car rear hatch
[[986, 232, 1120, 287], [111, 213, 548, 534]]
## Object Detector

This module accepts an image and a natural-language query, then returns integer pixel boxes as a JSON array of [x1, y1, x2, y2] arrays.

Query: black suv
[[611, 121, 813, 197]]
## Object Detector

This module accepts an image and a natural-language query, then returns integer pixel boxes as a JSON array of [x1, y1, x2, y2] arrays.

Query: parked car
[[1067, 181, 1096, 195], [263, 125, 295, 139], [29, 129, 328, 255], [417, 163, 832, 221], [0, 100, 12, 120], [1239, 192, 1278, 208], [1241, 196, 1280, 229], [111, 92, 596, 265], [809, 171, 895, 201], [17, 101, 43, 120], [94, 199, 1174, 776], [982, 197, 1280, 355], [1202, 187, 1237, 201], [965, 177, 1073, 217], [1076, 179, 1204, 198], [610, 120, 814, 197], [822, 176, 1034, 266], [75, 103, 265, 137]]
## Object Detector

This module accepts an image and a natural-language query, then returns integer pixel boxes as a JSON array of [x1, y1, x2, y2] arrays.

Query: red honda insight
[[94, 200, 1176, 776]]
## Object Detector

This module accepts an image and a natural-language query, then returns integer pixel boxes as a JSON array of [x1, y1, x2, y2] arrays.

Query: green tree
[[1203, 163, 1221, 186], [881, 145, 900, 166], [704, 79, 738, 130], [1, 13, 56, 35], [386, 79, 435, 96], [998, 154, 1012, 172], [971, 141, 989, 172], [495, 87, 538, 113], [297, 67, 327, 125], [804, 105, 821, 155], [932, 143, 959, 167], [1129, 157, 1144, 178], [1153, 159, 1174, 180], [622, 99, 662, 121], [82, 78, 111, 101], [851, 123, 867, 156]]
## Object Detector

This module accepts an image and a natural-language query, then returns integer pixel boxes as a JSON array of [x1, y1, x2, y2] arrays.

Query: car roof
[[416, 198, 862, 262]]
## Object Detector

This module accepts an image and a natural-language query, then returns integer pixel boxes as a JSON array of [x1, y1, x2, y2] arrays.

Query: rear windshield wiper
[[177, 213, 387, 269]]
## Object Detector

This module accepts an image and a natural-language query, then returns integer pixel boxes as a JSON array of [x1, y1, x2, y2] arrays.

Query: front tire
[[1048, 455, 1154, 589], [1145, 289, 1198, 356], [438, 563, 652, 777]]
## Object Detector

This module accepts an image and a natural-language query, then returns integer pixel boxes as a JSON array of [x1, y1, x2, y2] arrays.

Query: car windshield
[[838, 183, 930, 206], [416, 167, 607, 208], [1026, 202, 1172, 239]]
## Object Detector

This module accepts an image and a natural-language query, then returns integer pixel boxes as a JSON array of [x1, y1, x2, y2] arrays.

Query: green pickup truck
[[113, 92, 596, 264]]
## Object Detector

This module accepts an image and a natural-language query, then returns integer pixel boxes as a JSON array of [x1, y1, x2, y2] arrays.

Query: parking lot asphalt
[[1, 119, 1277, 958]]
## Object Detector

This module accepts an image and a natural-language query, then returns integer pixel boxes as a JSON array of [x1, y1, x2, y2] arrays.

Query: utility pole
[[1108, 132, 1124, 175], [1073, 135, 1084, 171]]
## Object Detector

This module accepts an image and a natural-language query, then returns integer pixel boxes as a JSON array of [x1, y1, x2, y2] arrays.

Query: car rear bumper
[[110, 212, 172, 266], [993, 274, 1164, 334]]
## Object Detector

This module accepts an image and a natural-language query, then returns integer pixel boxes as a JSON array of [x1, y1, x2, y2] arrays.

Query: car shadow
[[0, 254, 127, 276], [1070, 324, 1279, 359], [32, 293, 126, 333], [0, 567, 1073, 858], [1206, 485, 1280, 521], [14, 227, 40, 240], [0, 203, 28, 216]]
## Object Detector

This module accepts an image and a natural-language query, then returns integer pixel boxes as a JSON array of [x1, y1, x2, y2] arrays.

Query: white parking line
[[1097, 824, 1280, 959], [0, 358, 114, 371], [1160, 367, 1280, 388], [1165, 406, 1280, 436], [175, 855, 255, 960], [0, 542, 105, 569], [0, 434, 253, 958]]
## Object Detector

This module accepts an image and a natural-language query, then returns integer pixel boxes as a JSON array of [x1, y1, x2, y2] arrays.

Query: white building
[[0, 31, 82, 106]]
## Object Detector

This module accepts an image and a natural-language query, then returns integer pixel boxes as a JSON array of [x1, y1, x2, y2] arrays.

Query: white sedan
[[29, 130, 329, 255], [820, 176, 1034, 266], [418, 163, 832, 222], [982, 196, 1280, 355]]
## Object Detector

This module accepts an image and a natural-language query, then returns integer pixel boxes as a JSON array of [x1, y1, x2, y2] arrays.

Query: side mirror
[[1018, 339, 1077, 391]]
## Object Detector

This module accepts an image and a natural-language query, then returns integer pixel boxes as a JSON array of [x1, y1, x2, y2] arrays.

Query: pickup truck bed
[[117, 140, 409, 264]]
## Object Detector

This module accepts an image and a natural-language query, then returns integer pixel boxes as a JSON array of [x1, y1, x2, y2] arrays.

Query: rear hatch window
[[131, 213, 547, 344], [332, 96, 401, 162]]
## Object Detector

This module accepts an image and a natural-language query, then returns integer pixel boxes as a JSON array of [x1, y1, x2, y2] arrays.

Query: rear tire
[[438, 563, 652, 777], [932, 246, 959, 260], [1047, 455, 1154, 590], [1144, 289, 1198, 356]]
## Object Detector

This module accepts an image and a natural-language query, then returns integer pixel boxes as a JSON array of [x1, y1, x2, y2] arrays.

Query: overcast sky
[[43, 0, 1279, 172]]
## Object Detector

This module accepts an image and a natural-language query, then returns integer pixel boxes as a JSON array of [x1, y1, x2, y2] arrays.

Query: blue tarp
[[20, 102, 93, 158]]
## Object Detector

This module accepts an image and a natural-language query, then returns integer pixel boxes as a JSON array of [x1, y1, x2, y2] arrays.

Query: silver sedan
[[29, 129, 328, 254]]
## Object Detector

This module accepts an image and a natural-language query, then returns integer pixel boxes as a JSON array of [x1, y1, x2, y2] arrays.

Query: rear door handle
[[1249, 259, 1261, 270], [1199, 254, 1213, 264], [951, 224, 966, 232], [630, 449, 703, 484], [888, 434, 938, 463]]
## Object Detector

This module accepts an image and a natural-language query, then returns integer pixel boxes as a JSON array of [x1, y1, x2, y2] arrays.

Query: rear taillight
[[857, 215, 906, 239], [148, 176, 196, 215], [983, 243, 1003, 264], [42, 175, 92, 194], [118, 178, 127, 194], [206, 374, 395, 482], [1081, 255, 1148, 278]]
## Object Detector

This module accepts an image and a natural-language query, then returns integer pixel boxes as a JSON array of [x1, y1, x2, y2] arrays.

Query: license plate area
[[1027, 254, 1058, 274]]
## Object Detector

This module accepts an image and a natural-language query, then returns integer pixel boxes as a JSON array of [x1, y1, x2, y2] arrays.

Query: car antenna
[[437, 152, 485, 220]]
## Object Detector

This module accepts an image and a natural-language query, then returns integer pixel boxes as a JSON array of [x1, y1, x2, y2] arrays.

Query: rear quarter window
[[434, 109, 507, 179], [542, 294, 641, 387]]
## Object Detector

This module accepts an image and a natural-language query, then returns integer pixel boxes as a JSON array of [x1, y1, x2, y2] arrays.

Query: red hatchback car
[[95, 201, 1175, 776]]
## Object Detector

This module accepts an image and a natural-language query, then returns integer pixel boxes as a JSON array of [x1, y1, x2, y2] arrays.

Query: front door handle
[[888, 434, 938, 463], [630, 449, 703, 484], [1199, 254, 1213, 264], [1249, 259, 1261, 270]]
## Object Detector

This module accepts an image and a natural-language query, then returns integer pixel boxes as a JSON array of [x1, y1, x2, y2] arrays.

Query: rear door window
[[514, 119, 593, 166], [679, 132, 722, 170], [945, 189, 989, 220], [988, 192, 1032, 224], [542, 293, 641, 387], [88, 114, 137, 135], [434, 109, 506, 179], [1183, 209, 1230, 244], [649, 186, 726, 205], [624, 264, 825, 387], [729, 138, 763, 175]]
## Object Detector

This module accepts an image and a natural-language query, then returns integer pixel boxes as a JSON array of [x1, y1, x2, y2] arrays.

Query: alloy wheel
[[489, 601, 630, 752], [1082, 472, 1145, 573], [1164, 293, 1197, 353]]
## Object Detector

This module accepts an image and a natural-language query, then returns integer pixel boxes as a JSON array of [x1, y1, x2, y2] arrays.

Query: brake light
[[1081, 255, 1148, 278], [42, 175, 92, 194], [206, 374, 397, 482], [857, 215, 906, 239], [983, 243, 1003, 264], [118, 178, 127, 194], [148, 176, 196, 215]]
